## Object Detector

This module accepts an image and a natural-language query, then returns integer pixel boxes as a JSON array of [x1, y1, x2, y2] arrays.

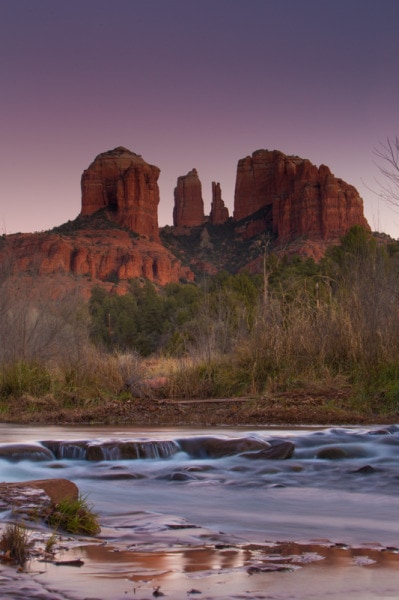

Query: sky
[[1, 0, 399, 237]]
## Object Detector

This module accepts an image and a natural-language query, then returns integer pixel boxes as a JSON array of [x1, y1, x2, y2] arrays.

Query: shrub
[[47, 495, 100, 535], [0, 523, 31, 565]]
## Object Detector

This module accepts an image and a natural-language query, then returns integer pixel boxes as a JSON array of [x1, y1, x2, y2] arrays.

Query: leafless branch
[[373, 136, 399, 206]]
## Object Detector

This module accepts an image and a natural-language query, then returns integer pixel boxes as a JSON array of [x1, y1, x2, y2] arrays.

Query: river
[[0, 423, 398, 599]]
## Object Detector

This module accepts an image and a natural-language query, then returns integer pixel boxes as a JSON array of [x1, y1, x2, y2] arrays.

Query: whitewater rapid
[[0, 423, 398, 546]]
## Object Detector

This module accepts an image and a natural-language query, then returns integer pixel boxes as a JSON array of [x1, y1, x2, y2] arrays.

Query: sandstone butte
[[81, 147, 160, 239], [233, 149, 370, 243], [0, 146, 370, 295]]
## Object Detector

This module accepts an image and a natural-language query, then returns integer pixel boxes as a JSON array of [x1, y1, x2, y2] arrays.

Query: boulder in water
[[0, 443, 54, 461], [177, 436, 272, 459], [316, 447, 348, 460], [241, 441, 295, 460]]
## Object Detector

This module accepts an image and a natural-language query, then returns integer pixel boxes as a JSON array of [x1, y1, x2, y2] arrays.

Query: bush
[[47, 494, 100, 535], [0, 523, 31, 565]]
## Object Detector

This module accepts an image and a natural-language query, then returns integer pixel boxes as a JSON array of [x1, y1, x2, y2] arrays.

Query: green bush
[[47, 494, 100, 535]]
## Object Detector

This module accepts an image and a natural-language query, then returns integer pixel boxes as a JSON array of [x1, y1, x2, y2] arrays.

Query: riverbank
[[0, 383, 396, 426]]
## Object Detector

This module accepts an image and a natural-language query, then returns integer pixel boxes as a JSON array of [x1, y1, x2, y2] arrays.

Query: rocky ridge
[[0, 146, 371, 291]]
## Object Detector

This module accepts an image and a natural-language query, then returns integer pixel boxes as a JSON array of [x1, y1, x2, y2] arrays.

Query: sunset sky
[[1, 0, 398, 236]]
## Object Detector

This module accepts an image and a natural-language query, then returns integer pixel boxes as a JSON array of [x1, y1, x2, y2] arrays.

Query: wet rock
[[367, 429, 391, 435], [169, 472, 197, 482], [241, 441, 295, 460], [177, 436, 271, 458], [247, 563, 293, 573], [42, 439, 180, 461], [353, 465, 376, 474], [316, 447, 348, 460], [0, 478, 79, 520], [0, 443, 54, 461], [41, 440, 89, 459]]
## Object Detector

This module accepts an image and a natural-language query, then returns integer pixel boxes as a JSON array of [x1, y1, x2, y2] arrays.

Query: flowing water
[[0, 423, 398, 599]]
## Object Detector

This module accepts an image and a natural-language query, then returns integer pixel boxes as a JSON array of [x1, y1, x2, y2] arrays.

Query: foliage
[[1, 225, 399, 416], [89, 279, 201, 355], [0, 523, 31, 565], [47, 495, 100, 535]]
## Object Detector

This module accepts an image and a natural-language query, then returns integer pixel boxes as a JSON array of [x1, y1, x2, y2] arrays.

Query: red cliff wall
[[233, 149, 370, 241]]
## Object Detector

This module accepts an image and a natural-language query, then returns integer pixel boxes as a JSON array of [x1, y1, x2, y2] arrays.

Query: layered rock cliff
[[233, 149, 370, 242], [2, 225, 193, 295], [81, 147, 160, 239]]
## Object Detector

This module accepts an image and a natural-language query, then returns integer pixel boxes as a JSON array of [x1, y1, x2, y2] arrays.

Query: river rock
[[177, 436, 272, 458], [0, 478, 79, 522], [241, 441, 295, 460], [316, 447, 348, 460], [0, 443, 54, 461]]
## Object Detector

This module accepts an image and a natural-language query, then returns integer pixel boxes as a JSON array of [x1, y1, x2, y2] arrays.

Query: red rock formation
[[233, 149, 370, 242], [81, 147, 160, 239], [2, 228, 194, 293], [173, 169, 205, 227], [209, 182, 229, 225]]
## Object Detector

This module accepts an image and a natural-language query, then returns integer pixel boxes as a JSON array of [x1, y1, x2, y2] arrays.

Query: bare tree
[[373, 136, 399, 207]]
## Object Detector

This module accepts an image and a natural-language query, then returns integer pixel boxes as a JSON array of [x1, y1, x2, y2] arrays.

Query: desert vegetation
[[0, 226, 398, 422]]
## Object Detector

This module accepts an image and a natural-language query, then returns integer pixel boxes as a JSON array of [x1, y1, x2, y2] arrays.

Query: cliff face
[[173, 169, 205, 227], [81, 147, 160, 239], [2, 227, 193, 292], [233, 150, 369, 242]]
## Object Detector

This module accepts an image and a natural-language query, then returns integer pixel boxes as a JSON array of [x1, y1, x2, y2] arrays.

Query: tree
[[373, 136, 399, 207]]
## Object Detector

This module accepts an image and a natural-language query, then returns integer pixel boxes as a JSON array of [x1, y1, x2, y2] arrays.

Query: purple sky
[[1, 0, 399, 237]]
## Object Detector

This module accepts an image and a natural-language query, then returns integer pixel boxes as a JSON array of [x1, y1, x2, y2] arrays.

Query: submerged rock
[[241, 441, 295, 460], [316, 447, 348, 460]]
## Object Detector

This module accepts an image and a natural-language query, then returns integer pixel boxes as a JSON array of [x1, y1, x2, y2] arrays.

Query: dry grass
[[0, 523, 31, 565]]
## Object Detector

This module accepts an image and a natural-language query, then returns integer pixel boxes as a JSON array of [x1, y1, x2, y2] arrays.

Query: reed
[[0, 523, 31, 565]]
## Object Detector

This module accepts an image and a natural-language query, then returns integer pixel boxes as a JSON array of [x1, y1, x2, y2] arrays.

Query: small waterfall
[[40, 439, 180, 461], [41, 440, 89, 460]]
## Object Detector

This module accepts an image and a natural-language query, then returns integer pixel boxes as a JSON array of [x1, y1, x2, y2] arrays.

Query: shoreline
[[0, 387, 396, 427], [2, 524, 399, 600]]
